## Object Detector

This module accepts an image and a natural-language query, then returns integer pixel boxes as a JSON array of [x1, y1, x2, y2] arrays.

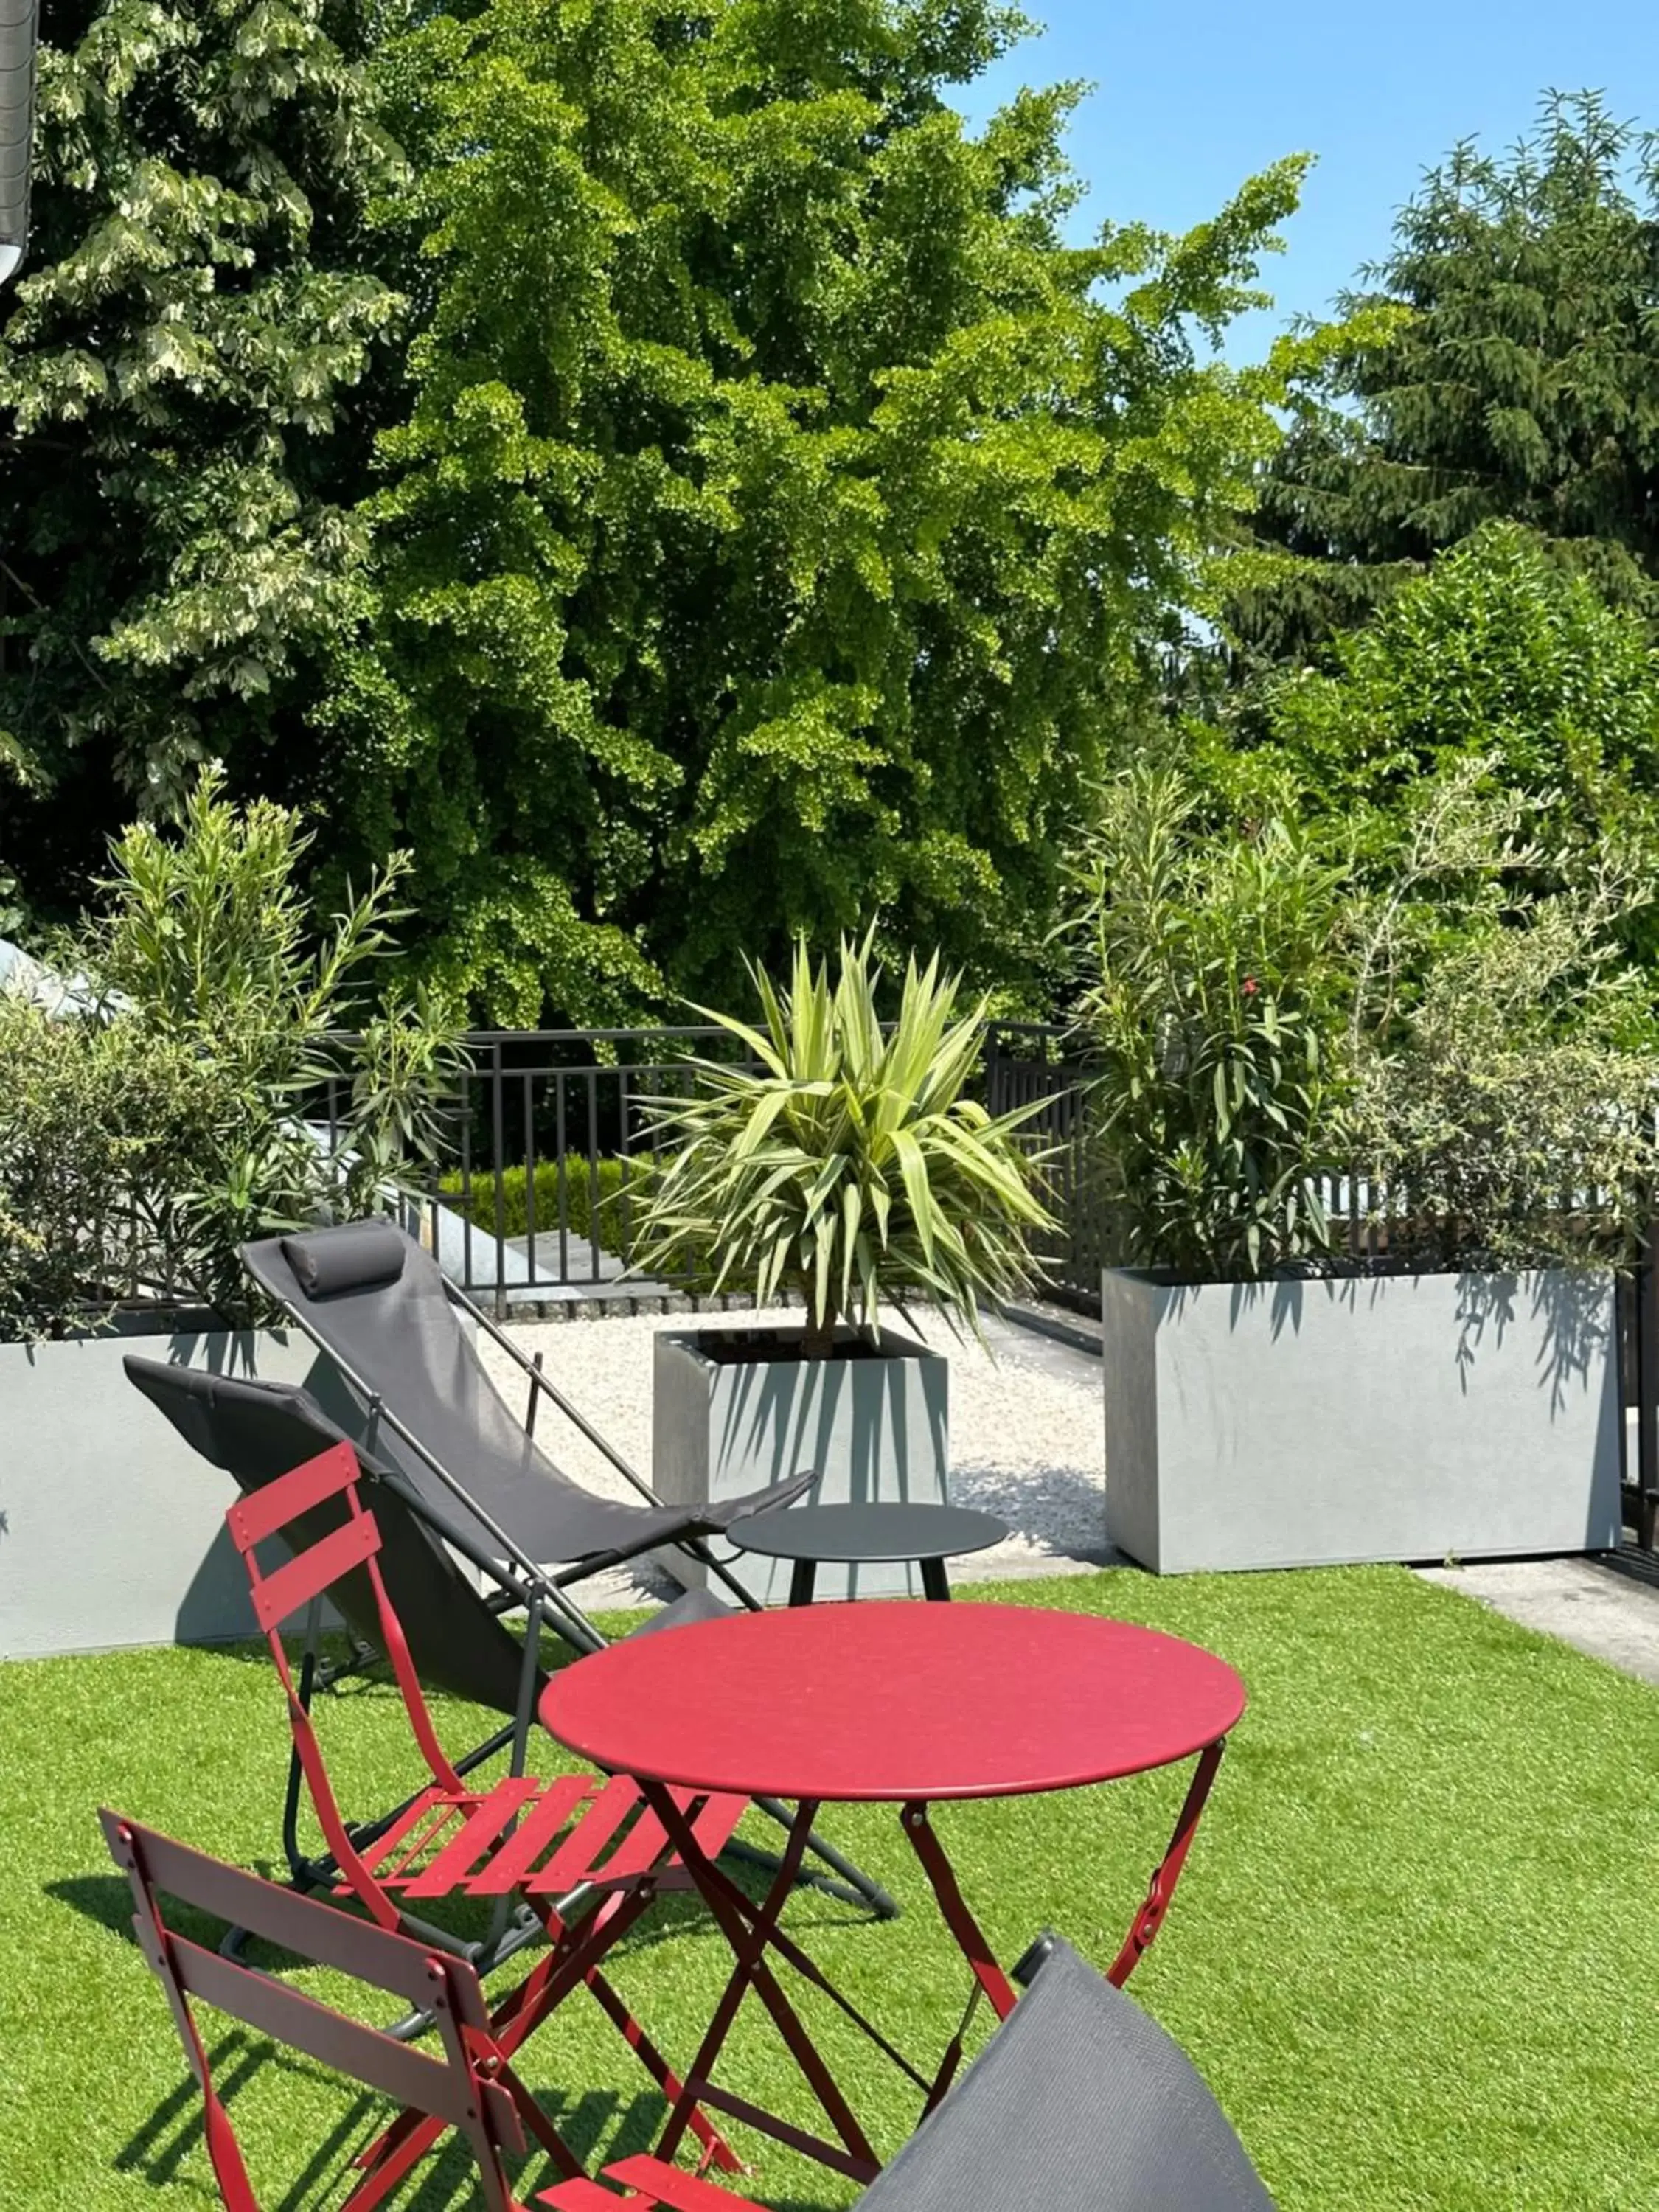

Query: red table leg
[[900, 1801, 1018, 2021], [644, 1785, 882, 2185], [1107, 1737, 1227, 1986], [901, 1734, 1231, 2107]]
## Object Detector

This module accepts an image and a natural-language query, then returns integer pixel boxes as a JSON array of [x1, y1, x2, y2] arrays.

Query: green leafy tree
[[1345, 762, 1659, 1272], [324, 0, 1313, 1022], [68, 765, 465, 1312], [0, 0, 407, 924], [1061, 763, 1353, 1276], [1232, 91, 1659, 665], [1226, 524, 1659, 858]]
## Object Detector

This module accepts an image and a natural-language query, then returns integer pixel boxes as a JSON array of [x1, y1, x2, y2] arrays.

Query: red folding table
[[540, 1600, 1245, 2186]]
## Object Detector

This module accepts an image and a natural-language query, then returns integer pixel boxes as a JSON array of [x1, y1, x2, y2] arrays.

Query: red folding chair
[[102, 1808, 535, 2212], [226, 1441, 747, 2202]]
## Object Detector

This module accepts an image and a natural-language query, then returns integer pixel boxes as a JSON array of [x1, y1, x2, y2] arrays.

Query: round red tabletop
[[540, 1602, 1245, 1804]]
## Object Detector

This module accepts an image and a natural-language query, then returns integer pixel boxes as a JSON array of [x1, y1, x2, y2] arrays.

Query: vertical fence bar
[[523, 1069, 538, 1287], [459, 1069, 475, 1293], [1635, 1211, 1659, 1551], [618, 1062, 634, 1274], [490, 1043, 507, 1317], [554, 1072, 569, 1287], [585, 1070, 600, 1284]]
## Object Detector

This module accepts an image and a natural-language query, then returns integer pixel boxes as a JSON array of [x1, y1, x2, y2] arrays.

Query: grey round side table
[[726, 1500, 1008, 1606]]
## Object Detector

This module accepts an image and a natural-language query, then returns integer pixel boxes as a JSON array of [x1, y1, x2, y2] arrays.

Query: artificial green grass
[[4, 1566, 1658, 2210]]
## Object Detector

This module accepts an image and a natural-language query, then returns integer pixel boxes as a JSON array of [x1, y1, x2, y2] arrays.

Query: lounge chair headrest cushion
[[281, 1222, 408, 1300]]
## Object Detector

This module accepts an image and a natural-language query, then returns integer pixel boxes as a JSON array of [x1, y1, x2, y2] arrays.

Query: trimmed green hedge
[[438, 1156, 658, 1257]]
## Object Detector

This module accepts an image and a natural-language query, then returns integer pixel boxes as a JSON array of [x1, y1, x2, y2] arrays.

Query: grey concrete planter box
[[1102, 1266, 1622, 1573], [653, 1321, 949, 1602], [0, 1316, 331, 1658]]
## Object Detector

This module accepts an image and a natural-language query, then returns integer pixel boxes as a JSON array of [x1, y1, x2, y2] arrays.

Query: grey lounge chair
[[557, 1936, 1276, 2210], [239, 1218, 810, 1638], [125, 1352, 891, 1926]]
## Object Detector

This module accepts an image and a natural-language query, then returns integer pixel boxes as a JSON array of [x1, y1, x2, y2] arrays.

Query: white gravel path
[[480, 1307, 1110, 1607]]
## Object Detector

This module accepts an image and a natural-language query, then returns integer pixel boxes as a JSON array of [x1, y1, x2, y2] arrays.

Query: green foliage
[[1343, 764, 1659, 1271], [5, 766, 467, 1329], [636, 933, 1055, 1350], [0, 993, 226, 1338], [439, 1154, 656, 1256], [1062, 765, 1352, 1277], [0, 0, 406, 923], [1228, 524, 1659, 860], [1064, 751, 1659, 1279], [321, 0, 1312, 1019], [1234, 91, 1659, 664]]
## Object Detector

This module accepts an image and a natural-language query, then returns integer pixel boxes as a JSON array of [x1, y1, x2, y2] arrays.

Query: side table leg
[[1107, 1737, 1227, 1987], [788, 1559, 818, 1607], [919, 1557, 951, 1602]]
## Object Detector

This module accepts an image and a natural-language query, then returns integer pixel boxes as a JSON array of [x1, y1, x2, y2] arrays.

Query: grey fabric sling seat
[[240, 1219, 813, 1630], [122, 1357, 706, 1714], [572, 1937, 1276, 2210], [858, 1938, 1275, 2211]]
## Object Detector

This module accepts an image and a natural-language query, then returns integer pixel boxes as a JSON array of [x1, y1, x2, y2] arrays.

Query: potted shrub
[[1072, 764, 1639, 1573], [0, 772, 459, 1658], [639, 935, 1054, 1601]]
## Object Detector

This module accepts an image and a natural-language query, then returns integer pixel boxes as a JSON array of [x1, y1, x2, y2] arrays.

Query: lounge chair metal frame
[[128, 1225, 895, 1928], [240, 1221, 796, 1651], [253, 1253, 754, 1651]]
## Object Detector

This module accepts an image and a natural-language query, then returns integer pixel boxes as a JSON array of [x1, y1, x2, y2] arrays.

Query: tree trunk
[[800, 1304, 838, 1360]]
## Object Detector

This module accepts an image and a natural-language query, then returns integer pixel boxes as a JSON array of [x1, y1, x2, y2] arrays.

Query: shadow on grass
[[105, 2020, 728, 2212], [60, 1869, 893, 2211]]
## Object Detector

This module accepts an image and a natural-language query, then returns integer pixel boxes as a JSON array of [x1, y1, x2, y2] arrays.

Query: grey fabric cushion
[[281, 1222, 407, 1299], [861, 1938, 1274, 2211]]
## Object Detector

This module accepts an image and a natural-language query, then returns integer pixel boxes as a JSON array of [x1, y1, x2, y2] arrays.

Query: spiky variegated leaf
[[638, 934, 1055, 1348]]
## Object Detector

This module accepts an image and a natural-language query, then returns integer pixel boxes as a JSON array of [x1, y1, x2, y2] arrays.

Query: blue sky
[[953, 1, 1659, 357]]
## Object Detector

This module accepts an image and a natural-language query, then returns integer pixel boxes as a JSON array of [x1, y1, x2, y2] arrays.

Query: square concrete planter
[[0, 1314, 333, 1658], [653, 1321, 949, 1602], [1102, 1266, 1622, 1573]]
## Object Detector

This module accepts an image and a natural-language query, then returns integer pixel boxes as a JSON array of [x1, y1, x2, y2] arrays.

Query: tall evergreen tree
[[0, 0, 406, 924], [1231, 92, 1659, 667]]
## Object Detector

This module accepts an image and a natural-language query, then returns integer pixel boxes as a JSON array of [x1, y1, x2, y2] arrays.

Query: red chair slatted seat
[[226, 1442, 744, 2199], [541, 2157, 744, 2209]]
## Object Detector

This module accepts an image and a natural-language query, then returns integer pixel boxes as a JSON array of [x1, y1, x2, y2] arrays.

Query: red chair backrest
[[101, 1808, 526, 2212], [225, 1444, 466, 1927]]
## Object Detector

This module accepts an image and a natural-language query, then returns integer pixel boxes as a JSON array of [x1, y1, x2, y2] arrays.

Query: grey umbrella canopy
[[0, 0, 36, 284]]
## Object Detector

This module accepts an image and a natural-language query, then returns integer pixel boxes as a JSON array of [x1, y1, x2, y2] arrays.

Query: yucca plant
[[636, 936, 1057, 1357]]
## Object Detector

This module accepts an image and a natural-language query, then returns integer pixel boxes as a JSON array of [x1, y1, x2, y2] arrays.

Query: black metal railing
[[981, 1023, 1102, 1304], [321, 1027, 742, 1304], [338, 1022, 1108, 1310], [319, 1018, 1659, 1571]]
